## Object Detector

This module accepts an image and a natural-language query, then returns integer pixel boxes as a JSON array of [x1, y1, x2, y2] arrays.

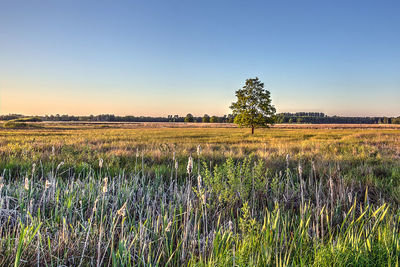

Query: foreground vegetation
[[0, 124, 399, 266]]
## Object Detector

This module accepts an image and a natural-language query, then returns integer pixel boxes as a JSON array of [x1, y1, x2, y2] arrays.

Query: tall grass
[[0, 155, 398, 266], [0, 126, 399, 265]]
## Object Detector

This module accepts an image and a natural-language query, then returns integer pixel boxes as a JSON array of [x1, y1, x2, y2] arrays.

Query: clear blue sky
[[1, 0, 399, 117]]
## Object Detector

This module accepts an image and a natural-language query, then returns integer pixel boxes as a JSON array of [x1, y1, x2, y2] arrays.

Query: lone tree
[[230, 77, 276, 134]]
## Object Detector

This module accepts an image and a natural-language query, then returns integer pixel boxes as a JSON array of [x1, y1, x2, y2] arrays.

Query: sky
[[1, 0, 399, 117]]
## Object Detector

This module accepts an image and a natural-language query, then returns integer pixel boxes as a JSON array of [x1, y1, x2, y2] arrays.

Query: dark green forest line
[[1, 112, 400, 124]]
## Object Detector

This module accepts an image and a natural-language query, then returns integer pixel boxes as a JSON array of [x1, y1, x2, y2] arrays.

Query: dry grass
[[0, 123, 399, 265]]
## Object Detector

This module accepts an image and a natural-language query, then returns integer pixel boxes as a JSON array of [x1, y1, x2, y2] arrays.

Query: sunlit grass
[[0, 124, 399, 265]]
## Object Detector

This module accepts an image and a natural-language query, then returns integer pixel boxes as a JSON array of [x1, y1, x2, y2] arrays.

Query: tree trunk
[[251, 126, 254, 134]]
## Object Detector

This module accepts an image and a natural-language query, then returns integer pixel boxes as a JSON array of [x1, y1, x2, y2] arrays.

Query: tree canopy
[[230, 77, 276, 134], [184, 113, 194, 123]]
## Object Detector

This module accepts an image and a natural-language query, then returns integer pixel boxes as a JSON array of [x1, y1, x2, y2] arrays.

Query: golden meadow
[[0, 122, 399, 266]]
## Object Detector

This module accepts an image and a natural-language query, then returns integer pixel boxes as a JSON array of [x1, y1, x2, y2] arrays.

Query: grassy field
[[0, 123, 399, 266]]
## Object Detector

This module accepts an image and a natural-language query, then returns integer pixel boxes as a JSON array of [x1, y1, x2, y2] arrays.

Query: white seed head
[[285, 154, 290, 168], [117, 202, 127, 217], [24, 177, 29, 190], [197, 174, 202, 187], [56, 161, 64, 171], [102, 177, 108, 193], [99, 158, 103, 168], [175, 160, 178, 170], [187, 156, 193, 174], [197, 145, 202, 156], [173, 151, 176, 161], [201, 193, 206, 205], [45, 180, 51, 190], [298, 163, 303, 177], [228, 220, 233, 232], [93, 198, 99, 212], [165, 221, 172, 232], [136, 148, 139, 158]]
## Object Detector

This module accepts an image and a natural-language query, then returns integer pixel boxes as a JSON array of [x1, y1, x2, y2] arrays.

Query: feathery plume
[[286, 154, 290, 168], [32, 163, 36, 174], [99, 158, 103, 169], [197, 145, 202, 156], [165, 221, 172, 232], [24, 177, 29, 190], [228, 220, 233, 232], [102, 177, 108, 193], [298, 163, 303, 178], [117, 202, 127, 217], [187, 156, 193, 174], [45, 180, 51, 190], [197, 174, 202, 187], [56, 161, 64, 171], [92, 198, 99, 212]]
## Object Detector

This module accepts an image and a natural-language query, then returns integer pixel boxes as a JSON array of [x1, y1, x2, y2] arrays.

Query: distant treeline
[[1, 113, 400, 124], [275, 113, 400, 124]]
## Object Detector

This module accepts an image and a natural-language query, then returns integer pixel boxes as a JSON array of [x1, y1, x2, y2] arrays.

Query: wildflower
[[45, 180, 51, 190], [117, 202, 127, 217], [187, 156, 193, 174], [102, 177, 108, 193], [197, 145, 202, 156], [99, 158, 103, 169], [24, 177, 29, 190]]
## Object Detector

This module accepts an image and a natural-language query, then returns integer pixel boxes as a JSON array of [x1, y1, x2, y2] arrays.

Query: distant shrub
[[3, 121, 42, 129], [13, 117, 42, 122]]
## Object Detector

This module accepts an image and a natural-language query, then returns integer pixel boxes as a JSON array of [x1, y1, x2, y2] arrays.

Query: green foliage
[[392, 117, 400, 124], [1, 126, 400, 265], [230, 77, 276, 134], [13, 117, 42, 122], [202, 114, 210, 123], [210, 116, 219, 123], [201, 156, 268, 207], [184, 113, 194, 123], [3, 121, 42, 129]]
